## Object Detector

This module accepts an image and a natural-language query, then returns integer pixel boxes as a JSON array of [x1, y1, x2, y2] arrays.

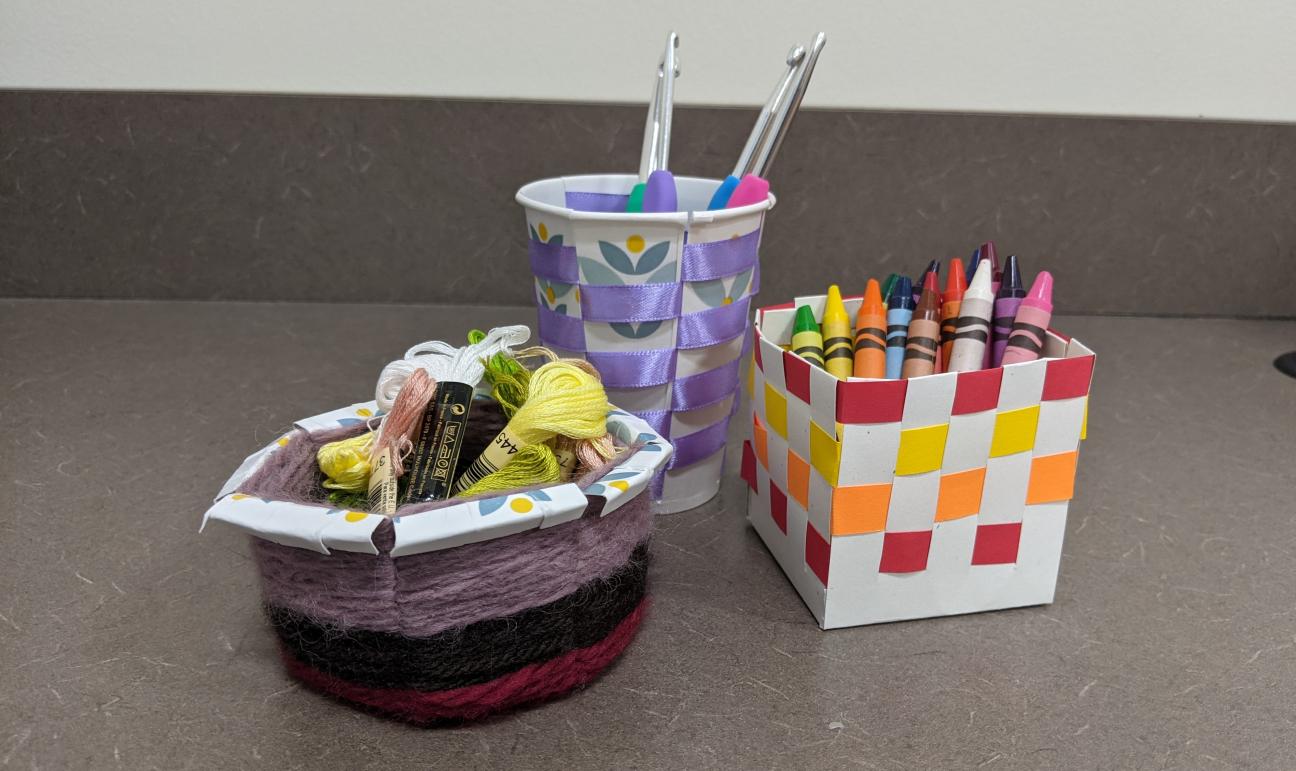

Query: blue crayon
[[885, 276, 915, 379]]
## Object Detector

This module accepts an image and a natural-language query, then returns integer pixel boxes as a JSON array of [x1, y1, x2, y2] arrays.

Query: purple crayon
[[1001, 271, 1055, 366], [990, 255, 1026, 367]]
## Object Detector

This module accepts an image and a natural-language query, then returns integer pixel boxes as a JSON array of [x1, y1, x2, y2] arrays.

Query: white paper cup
[[517, 174, 775, 513]]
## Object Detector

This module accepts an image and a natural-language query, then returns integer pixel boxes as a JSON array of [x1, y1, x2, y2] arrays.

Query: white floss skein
[[375, 325, 531, 410]]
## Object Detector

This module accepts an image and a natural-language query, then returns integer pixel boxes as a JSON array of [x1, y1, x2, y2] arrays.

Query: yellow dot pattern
[[538, 222, 549, 241], [356, 408, 373, 418], [609, 480, 630, 492], [510, 498, 534, 514], [344, 511, 368, 523], [626, 234, 645, 253]]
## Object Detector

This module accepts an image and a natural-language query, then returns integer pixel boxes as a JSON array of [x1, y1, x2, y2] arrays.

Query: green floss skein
[[454, 443, 561, 498], [468, 328, 531, 418]]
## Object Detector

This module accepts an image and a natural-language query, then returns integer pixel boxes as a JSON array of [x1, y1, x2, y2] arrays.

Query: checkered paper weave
[[741, 295, 1095, 628]]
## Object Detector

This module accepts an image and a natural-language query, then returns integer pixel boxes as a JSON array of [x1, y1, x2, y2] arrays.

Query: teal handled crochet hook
[[628, 32, 680, 213], [707, 45, 805, 210], [726, 31, 826, 209]]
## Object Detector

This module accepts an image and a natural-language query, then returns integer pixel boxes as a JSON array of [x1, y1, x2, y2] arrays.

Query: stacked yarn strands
[[201, 329, 674, 724], [517, 174, 774, 512]]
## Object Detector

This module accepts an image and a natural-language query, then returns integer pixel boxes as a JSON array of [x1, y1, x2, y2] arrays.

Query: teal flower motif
[[537, 278, 575, 311], [609, 321, 664, 339], [526, 490, 552, 502], [529, 224, 563, 246], [691, 267, 753, 308], [598, 239, 670, 276], [478, 496, 508, 516]]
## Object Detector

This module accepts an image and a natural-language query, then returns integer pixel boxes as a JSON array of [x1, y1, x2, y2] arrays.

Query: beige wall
[[2, 0, 1294, 121]]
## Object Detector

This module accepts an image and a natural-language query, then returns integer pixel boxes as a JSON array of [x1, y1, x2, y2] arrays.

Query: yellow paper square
[[1080, 396, 1089, 441], [809, 421, 839, 486], [895, 423, 949, 476], [990, 405, 1040, 457], [764, 383, 788, 439]]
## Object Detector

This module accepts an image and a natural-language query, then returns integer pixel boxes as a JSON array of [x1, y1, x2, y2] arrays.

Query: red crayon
[[1001, 271, 1054, 365], [939, 258, 966, 373]]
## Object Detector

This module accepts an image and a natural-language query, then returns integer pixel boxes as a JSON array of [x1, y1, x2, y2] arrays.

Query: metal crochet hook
[[707, 44, 806, 210], [726, 31, 827, 208], [629, 32, 680, 213]]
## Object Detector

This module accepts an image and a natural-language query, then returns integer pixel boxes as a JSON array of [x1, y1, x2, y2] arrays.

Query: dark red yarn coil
[[282, 597, 650, 724]]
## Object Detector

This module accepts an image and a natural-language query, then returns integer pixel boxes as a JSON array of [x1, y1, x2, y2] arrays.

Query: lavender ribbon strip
[[585, 348, 677, 388], [529, 239, 579, 283], [680, 229, 761, 281], [671, 358, 742, 412], [631, 409, 672, 439], [536, 306, 586, 352], [565, 191, 630, 213], [580, 283, 683, 322], [676, 296, 751, 349], [667, 419, 729, 469]]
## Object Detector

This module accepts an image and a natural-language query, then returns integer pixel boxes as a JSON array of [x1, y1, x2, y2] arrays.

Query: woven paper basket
[[201, 399, 673, 723], [740, 293, 1096, 629], [516, 174, 774, 513]]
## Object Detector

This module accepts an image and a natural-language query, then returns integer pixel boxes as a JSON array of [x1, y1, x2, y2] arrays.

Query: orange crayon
[[852, 279, 887, 378], [902, 272, 942, 379], [939, 258, 967, 373]]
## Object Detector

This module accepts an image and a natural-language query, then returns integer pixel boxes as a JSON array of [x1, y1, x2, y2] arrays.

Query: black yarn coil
[[267, 543, 650, 692]]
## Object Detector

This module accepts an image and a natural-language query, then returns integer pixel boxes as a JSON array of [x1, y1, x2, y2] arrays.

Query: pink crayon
[[1000, 271, 1054, 366]]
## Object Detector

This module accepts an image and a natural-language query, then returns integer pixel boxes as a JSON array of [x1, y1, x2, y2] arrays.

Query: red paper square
[[836, 378, 908, 424], [760, 300, 796, 313], [782, 350, 812, 404], [952, 367, 1004, 415], [753, 328, 763, 371], [1042, 355, 1095, 401], [878, 530, 933, 573], [740, 440, 757, 492], [769, 481, 788, 535], [971, 522, 1023, 565], [805, 522, 831, 586]]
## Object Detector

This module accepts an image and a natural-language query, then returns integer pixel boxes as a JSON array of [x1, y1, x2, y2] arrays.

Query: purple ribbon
[[536, 306, 586, 352], [668, 418, 729, 469], [671, 358, 741, 411], [529, 239, 579, 283], [580, 283, 682, 322], [680, 229, 761, 281], [586, 348, 677, 388], [565, 191, 630, 213], [632, 409, 672, 438], [677, 296, 752, 349]]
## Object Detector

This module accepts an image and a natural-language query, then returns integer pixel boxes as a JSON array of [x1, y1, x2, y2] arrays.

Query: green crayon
[[881, 273, 901, 303], [791, 305, 826, 369]]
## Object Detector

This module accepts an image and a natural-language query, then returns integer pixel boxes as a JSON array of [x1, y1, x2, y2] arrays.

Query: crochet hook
[[707, 45, 805, 210], [628, 32, 680, 213], [726, 31, 826, 209]]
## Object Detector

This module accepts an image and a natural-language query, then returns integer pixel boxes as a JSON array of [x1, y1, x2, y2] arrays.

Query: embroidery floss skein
[[454, 443, 561, 498], [317, 432, 374, 492], [367, 368, 438, 514], [452, 361, 611, 494], [375, 325, 530, 411]]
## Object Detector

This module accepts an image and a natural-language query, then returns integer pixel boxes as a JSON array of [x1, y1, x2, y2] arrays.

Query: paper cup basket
[[741, 294, 1096, 629], [517, 174, 774, 514], [201, 399, 672, 723]]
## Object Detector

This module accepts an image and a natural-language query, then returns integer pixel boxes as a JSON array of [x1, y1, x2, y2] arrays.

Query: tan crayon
[[902, 272, 942, 379]]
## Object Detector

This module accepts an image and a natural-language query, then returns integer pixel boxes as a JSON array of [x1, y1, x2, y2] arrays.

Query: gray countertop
[[2, 299, 1294, 770]]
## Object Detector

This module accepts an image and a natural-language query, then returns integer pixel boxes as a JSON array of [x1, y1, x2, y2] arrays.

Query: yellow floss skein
[[317, 432, 374, 492], [509, 360, 610, 443], [455, 444, 561, 498]]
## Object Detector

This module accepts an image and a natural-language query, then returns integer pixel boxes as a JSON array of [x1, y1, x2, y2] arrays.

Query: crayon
[[852, 278, 887, 379], [990, 254, 1026, 367], [822, 285, 854, 379], [885, 276, 914, 379], [902, 272, 942, 379], [947, 263, 994, 372], [791, 305, 825, 369], [1001, 271, 1054, 365], [977, 242, 1001, 368], [913, 259, 939, 305], [940, 257, 967, 373], [967, 246, 980, 279], [881, 273, 901, 303]]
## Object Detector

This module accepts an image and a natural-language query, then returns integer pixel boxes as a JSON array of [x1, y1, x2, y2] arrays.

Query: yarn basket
[[202, 398, 673, 724]]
